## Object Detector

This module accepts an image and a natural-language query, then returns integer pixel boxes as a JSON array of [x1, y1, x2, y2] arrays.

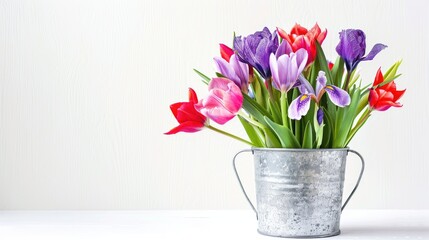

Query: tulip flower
[[369, 68, 405, 111], [165, 88, 207, 134], [195, 77, 243, 125], [233, 27, 279, 79], [289, 71, 350, 120], [336, 29, 387, 72], [219, 44, 234, 62], [277, 23, 327, 65], [214, 54, 249, 92], [269, 48, 308, 93]]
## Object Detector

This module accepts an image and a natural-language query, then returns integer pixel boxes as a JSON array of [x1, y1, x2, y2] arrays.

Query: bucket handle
[[342, 149, 365, 211], [233, 149, 365, 219], [232, 149, 258, 220]]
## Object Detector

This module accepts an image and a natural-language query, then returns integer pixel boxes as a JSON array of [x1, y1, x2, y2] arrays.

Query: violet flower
[[269, 47, 308, 93], [233, 27, 278, 79], [336, 29, 387, 72], [289, 71, 350, 121], [213, 54, 249, 93]]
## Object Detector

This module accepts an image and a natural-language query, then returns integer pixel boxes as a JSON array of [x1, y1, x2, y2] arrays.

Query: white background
[[0, 0, 427, 210]]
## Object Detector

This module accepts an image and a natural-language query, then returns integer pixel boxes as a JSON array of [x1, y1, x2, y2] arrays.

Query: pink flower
[[195, 78, 243, 124]]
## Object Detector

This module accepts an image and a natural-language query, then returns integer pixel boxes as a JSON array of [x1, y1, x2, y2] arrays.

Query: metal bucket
[[233, 148, 365, 238]]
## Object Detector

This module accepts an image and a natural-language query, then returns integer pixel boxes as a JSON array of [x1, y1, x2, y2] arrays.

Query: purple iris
[[233, 27, 279, 79], [269, 43, 308, 93], [289, 71, 351, 121], [213, 54, 249, 92], [336, 29, 387, 72]]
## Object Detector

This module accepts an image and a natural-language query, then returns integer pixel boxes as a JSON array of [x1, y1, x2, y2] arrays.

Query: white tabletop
[[0, 210, 428, 239]]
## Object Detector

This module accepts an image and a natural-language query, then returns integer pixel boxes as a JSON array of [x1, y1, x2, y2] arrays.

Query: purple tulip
[[233, 27, 279, 79], [289, 71, 351, 120], [213, 54, 249, 92], [336, 29, 387, 72], [269, 48, 308, 93]]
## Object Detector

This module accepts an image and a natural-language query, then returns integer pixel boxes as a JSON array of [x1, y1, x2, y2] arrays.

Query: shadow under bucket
[[233, 148, 364, 238]]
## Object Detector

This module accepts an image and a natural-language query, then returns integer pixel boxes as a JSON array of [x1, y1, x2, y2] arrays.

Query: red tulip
[[165, 88, 207, 134], [368, 69, 405, 111], [277, 23, 327, 65], [220, 44, 234, 62]]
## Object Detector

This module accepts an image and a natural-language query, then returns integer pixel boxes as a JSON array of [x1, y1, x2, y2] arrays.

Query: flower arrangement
[[166, 24, 405, 149]]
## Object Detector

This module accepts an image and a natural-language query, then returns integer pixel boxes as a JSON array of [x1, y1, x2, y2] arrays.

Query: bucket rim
[[251, 147, 349, 152]]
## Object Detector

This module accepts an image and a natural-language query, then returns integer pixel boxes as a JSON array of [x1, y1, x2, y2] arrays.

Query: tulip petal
[[275, 40, 293, 58], [196, 78, 243, 125], [164, 121, 205, 135], [324, 85, 351, 107], [368, 89, 379, 108], [213, 57, 240, 87], [295, 48, 308, 75], [229, 54, 249, 90], [277, 27, 289, 40], [372, 68, 384, 86], [291, 23, 308, 36], [188, 88, 199, 104], [288, 94, 312, 120], [269, 54, 281, 90], [374, 100, 402, 111], [392, 89, 406, 101], [219, 43, 234, 62]]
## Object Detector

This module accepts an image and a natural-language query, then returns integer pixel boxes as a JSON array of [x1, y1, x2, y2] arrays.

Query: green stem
[[207, 125, 253, 146], [238, 111, 265, 129], [344, 71, 352, 91], [280, 92, 289, 128], [345, 107, 372, 146]]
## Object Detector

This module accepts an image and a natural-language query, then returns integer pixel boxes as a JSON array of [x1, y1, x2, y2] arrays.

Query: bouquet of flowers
[[165, 24, 405, 149]]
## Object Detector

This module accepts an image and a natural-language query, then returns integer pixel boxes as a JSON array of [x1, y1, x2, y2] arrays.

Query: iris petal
[[288, 94, 312, 120]]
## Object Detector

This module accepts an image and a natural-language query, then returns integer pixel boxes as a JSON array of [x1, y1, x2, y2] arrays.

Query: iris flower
[[289, 71, 351, 121], [336, 29, 387, 72], [233, 27, 278, 79]]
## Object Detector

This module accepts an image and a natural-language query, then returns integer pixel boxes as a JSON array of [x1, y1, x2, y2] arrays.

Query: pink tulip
[[195, 78, 243, 125]]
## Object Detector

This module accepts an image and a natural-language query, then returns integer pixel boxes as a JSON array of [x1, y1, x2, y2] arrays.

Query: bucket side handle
[[232, 149, 258, 220], [342, 149, 366, 211]]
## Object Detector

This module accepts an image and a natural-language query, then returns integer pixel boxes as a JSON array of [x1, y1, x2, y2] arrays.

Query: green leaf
[[383, 60, 402, 82], [302, 121, 313, 149], [238, 115, 264, 147], [263, 126, 282, 148], [313, 108, 324, 149], [268, 99, 282, 124], [356, 92, 369, 115], [251, 73, 268, 108], [242, 94, 273, 124], [215, 72, 225, 78], [321, 107, 333, 148], [348, 69, 361, 89], [331, 57, 345, 87], [264, 116, 301, 148], [315, 41, 333, 84], [193, 69, 210, 85], [333, 87, 362, 147]]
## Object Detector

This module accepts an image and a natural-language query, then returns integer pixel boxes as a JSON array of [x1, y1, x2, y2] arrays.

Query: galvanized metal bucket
[[233, 148, 365, 238]]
